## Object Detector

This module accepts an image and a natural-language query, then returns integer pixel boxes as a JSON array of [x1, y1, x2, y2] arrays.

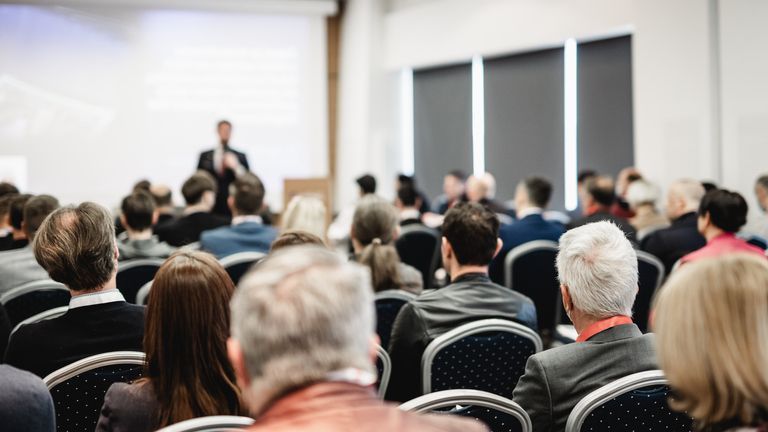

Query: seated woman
[[96, 251, 242, 431], [654, 254, 768, 431], [351, 196, 423, 294]]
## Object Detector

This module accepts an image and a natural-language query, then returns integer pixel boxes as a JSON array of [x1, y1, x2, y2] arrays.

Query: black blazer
[[153, 211, 230, 247], [640, 212, 706, 274], [197, 148, 250, 216], [4, 301, 145, 378]]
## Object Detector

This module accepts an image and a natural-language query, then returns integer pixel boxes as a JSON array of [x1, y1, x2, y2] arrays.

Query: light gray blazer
[[513, 324, 657, 432], [0, 365, 55, 432], [0, 246, 50, 296]]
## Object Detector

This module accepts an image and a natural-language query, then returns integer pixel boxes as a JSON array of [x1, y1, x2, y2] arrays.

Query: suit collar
[[585, 323, 642, 343], [257, 382, 378, 422]]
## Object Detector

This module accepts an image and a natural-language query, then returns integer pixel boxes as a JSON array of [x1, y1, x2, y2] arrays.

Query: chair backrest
[[422, 319, 542, 399], [375, 345, 391, 399], [565, 370, 693, 432], [155, 416, 255, 432], [0, 280, 70, 327], [10, 305, 69, 339], [739, 233, 768, 250], [395, 225, 441, 288], [634, 251, 665, 332], [374, 289, 417, 350], [399, 389, 532, 432], [116, 258, 165, 303], [44, 351, 146, 432], [135, 280, 153, 306], [220, 252, 266, 285], [504, 240, 561, 335]]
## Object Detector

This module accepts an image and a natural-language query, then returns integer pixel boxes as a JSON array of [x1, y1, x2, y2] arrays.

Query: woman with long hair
[[96, 251, 241, 431]]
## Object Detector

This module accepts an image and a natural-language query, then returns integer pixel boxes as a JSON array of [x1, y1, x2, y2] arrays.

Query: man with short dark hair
[[154, 171, 229, 247], [201, 173, 277, 257], [0, 192, 19, 250], [5, 202, 145, 378], [117, 191, 175, 260], [680, 189, 765, 264], [488, 177, 565, 285], [395, 185, 422, 226], [569, 175, 637, 242], [0, 195, 60, 295], [197, 119, 251, 216], [327, 173, 378, 249], [0, 194, 32, 251], [386, 202, 537, 402], [396, 174, 431, 214]]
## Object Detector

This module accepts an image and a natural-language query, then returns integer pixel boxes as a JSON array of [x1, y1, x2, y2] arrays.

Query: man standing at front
[[197, 120, 250, 216]]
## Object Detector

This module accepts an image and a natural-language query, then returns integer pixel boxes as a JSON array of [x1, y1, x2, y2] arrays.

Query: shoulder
[[404, 411, 488, 432], [105, 381, 155, 406], [0, 365, 48, 393], [199, 150, 214, 158], [201, 225, 234, 240]]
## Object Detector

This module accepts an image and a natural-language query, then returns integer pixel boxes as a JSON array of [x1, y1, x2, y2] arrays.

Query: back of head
[[145, 250, 240, 426], [150, 184, 173, 208], [352, 196, 402, 292], [522, 176, 553, 208], [121, 190, 155, 231], [133, 179, 151, 192], [229, 173, 265, 216], [465, 176, 489, 202], [669, 179, 706, 211], [448, 170, 467, 183], [578, 170, 597, 185], [0, 182, 19, 197], [397, 185, 419, 208], [356, 174, 377, 195], [442, 202, 499, 266], [23, 195, 59, 240], [182, 171, 217, 206], [270, 230, 326, 252], [281, 195, 326, 239], [556, 221, 638, 318], [584, 175, 616, 207], [481, 172, 497, 199], [698, 189, 748, 233], [33, 202, 116, 291], [10, 194, 32, 230], [625, 179, 660, 208], [654, 255, 768, 427], [0, 193, 18, 222], [230, 246, 374, 412], [398, 174, 416, 189]]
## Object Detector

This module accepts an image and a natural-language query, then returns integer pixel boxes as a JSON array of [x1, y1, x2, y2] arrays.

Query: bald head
[[666, 179, 705, 220]]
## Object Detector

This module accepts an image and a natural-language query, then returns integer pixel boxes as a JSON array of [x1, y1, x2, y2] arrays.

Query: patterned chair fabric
[[375, 345, 391, 399], [399, 389, 532, 432], [220, 252, 266, 285], [0, 281, 70, 328], [504, 241, 562, 334], [44, 352, 146, 432], [634, 252, 665, 333], [395, 225, 441, 288], [154, 415, 255, 432], [374, 290, 417, 351], [565, 370, 693, 432], [116, 259, 164, 303], [421, 319, 543, 399]]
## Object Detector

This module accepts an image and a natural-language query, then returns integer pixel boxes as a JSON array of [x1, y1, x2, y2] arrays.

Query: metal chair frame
[[43, 351, 146, 389], [0, 280, 68, 305], [135, 280, 153, 306], [154, 416, 255, 432], [375, 344, 391, 399]]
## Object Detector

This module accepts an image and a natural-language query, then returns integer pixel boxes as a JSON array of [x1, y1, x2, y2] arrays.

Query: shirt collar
[[325, 368, 377, 387], [710, 232, 737, 243], [517, 207, 543, 219], [399, 208, 421, 222], [576, 315, 633, 342], [69, 289, 125, 309], [232, 215, 263, 226]]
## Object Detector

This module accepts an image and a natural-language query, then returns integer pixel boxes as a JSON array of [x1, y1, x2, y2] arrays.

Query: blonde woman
[[654, 254, 768, 431], [281, 195, 327, 240]]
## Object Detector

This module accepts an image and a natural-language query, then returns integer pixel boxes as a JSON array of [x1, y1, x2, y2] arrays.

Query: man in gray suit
[[0, 364, 55, 432], [513, 221, 657, 432]]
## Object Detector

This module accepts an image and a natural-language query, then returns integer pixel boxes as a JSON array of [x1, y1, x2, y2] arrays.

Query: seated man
[[386, 202, 537, 402], [513, 221, 656, 432], [395, 185, 425, 227], [154, 171, 229, 247], [5, 202, 145, 377], [0, 194, 32, 251], [432, 170, 466, 215], [489, 177, 565, 285], [149, 184, 177, 226], [0, 195, 59, 296], [117, 190, 176, 260], [569, 175, 637, 243], [0, 365, 55, 432], [640, 179, 706, 273], [681, 189, 765, 264], [200, 173, 277, 258], [0, 182, 20, 250], [228, 246, 484, 432]]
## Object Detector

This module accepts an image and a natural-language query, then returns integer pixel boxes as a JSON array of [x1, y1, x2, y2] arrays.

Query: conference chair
[[155, 416, 255, 432], [504, 240, 562, 338], [634, 251, 665, 333], [9, 305, 68, 340], [421, 319, 542, 399], [135, 280, 153, 306], [0, 280, 70, 327], [116, 258, 165, 303], [374, 289, 417, 350], [220, 251, 266, 285], [739, 233, 768, 250], [375, 345, 392, 399], [564, 370, 693, 432], [399, 389, 531, 432], [44, 351, 146, 432], [395, 224, 441, 288]]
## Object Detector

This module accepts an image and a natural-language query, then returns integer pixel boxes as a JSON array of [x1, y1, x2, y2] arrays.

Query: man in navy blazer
[[197, 120, 250, 216], [201, 173, 277, 258], [489, 177, 565, 285]]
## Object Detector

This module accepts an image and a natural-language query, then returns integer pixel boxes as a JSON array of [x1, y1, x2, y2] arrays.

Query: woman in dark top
[[96, 251, 242, 431]]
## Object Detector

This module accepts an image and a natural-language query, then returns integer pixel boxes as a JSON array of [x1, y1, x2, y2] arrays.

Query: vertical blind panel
[[577, 35, 634, 179], [483, 48, 565, 209], [413, 63, 473, 202]]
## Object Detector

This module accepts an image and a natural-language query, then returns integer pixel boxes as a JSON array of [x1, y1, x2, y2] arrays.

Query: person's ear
[[392, 225, 401, 241], [228, 338, 251, 390], [20, 220, 29, 238], [227, 196, 235, 213], [441, 237, 451, 259], [492, 238, 503, 259], [151, 210, 159, 225], [561, 285, 573, 316]]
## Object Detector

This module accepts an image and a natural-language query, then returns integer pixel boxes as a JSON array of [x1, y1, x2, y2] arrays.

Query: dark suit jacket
[[200, 221, 278, 258], [96, 381, 157, 432], [153, 211, 230, 247], [4, 301, 145, 378], [569, 210, 637, 244], [640, 212, 706, 274], [513, 324, 657, 432], [197, 148, 249, 216], [0, 365, 55, 432], [489, 214, 565, 285], [386, 273, 537, 402]]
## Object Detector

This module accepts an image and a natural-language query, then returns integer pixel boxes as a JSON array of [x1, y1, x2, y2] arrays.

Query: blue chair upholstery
[[0, 280, 70, 327], [565, 370, 693, 432], [422, 319, 542, 399], [400, 389, 531, 432], [44, 352, 146, 432], [375, 345, 391, 398], [116, 259, 164, 303], [155, 415, 254, 432], [634, 251, 665, 332], [220, 252, 266, 285], [739, 233, 768, 251], [374, 290, 417, 350], [395, 225, 441, 288]]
